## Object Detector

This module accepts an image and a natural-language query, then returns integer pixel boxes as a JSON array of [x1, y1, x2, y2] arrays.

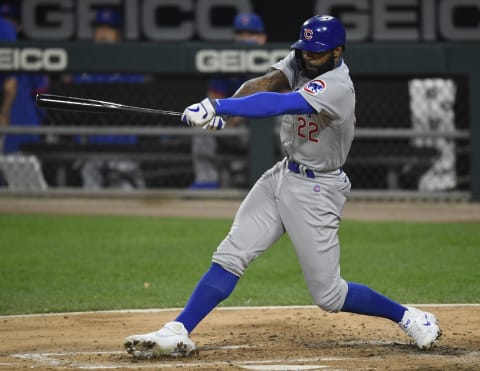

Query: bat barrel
[[35, 94, 182, 116], [36, 94, 118, 113]]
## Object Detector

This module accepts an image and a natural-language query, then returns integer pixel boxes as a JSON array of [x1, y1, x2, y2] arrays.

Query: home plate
[[238, 366, 327, 370]]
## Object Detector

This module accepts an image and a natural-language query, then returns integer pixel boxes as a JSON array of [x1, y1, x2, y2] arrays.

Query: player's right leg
[[124, 321, 195, 358], [124, 162, 286, 358]]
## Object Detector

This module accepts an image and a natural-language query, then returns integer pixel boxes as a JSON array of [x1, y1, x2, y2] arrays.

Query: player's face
[[234, 31, 267, 45], [301, 50, 335, 77], [93, 25, 122, 43]]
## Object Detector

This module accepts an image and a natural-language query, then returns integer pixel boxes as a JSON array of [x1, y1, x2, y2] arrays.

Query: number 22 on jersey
[[296, 116, 319, 143]]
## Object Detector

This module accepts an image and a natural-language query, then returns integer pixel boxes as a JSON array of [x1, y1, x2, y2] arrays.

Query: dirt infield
[[1, 197, 480, 222], [1, 306, 479, 370], [1, 197, 479, 370]]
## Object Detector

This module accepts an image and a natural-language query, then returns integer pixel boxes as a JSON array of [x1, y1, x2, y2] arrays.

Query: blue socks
[[175, 269, 405, 333], [341, 282, 406, 323], [175, 263, 239, 333]]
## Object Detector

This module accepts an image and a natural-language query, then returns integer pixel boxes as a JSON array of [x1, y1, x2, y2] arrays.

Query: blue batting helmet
[[291, 15, 346, 52]]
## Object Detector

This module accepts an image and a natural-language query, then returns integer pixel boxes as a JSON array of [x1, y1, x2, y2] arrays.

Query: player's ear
[[333, 46, 343, 60]]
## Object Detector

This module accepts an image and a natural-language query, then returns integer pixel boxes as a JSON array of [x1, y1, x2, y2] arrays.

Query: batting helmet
[[234, 13, 264, 34], [93, 8, 122, 29], [291, 15, 346, 53]]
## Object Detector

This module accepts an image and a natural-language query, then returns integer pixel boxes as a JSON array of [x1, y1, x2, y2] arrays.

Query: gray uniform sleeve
[[271, 51, 297, 89], [298, 64, 352, 120]]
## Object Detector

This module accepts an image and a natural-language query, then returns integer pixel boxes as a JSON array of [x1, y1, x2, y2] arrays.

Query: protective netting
[[0, 74, 470, 192]]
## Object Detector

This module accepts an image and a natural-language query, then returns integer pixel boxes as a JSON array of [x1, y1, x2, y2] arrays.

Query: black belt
[[287, 160, 316, 178]]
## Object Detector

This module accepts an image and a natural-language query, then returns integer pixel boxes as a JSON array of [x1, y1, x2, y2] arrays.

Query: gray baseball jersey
[[212, 51, 355, 313], [273, 51, 355, 171]]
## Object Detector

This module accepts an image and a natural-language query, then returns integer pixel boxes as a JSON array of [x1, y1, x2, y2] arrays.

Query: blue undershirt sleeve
[[214, 91, 315, 117]]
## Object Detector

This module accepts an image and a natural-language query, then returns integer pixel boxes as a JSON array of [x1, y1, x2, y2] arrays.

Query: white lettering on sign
[[23, 0, 251, 41], [315, 0, 480, 41], [195, 49, 289, 73], [19, 0, 480, 41], [0, 48, 68, 71]]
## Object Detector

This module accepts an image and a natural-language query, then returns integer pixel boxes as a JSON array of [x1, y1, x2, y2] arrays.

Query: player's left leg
[[342, 283, 441, 349], [278, 169, 440, 349], [341, 282, 405, 321]]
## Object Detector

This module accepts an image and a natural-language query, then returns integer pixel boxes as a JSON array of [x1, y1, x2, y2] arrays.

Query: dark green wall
[[4, 42, 479, 199]]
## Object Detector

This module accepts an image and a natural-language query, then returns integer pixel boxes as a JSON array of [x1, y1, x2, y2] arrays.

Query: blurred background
[[0, 0, 478, 202]]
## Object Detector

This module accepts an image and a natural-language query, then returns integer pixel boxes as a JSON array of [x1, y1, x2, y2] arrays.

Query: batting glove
[[200, 115, 226, 131], [181, 98, 217, 127]]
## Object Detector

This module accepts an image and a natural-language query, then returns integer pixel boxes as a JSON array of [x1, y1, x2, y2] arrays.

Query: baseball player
[[124, 15, 441, 358]]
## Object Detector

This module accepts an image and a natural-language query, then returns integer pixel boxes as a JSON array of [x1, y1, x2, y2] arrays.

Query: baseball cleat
[[124, 321, 195, 359], [399, 306, 442, 350]]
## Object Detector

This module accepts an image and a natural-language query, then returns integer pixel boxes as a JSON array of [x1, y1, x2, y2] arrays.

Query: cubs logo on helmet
[[304, 28, 314, 40], [291, 15, 346, 53]]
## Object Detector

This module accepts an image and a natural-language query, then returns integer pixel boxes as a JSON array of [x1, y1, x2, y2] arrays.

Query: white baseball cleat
[[399, 306, 442, 350], [124, 321, 196, 358]]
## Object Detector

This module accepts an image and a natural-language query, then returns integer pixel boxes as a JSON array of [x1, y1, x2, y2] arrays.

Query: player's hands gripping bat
[[181, 98, 225, 130]]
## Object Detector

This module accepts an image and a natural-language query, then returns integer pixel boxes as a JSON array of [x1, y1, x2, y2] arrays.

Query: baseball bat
[[35, 94, 182, 117]]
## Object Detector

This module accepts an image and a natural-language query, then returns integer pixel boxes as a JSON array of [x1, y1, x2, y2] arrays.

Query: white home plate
[[238, 366, 326, 370]]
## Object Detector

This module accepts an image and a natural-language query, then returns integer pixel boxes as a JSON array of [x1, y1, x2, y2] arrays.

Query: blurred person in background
[[189, 12, 267, 189], [1, 1, 49, 155], [68, 8, 148, 190], [0, 8, 16, 186], [0, 10, 17, 141]]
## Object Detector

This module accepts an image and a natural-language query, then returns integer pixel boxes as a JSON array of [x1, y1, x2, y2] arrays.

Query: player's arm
[[215, 91, 315, 117], [181, 69, 313, 129], [231, 69, 291, 98], [206, 76, 245, 127], [182, 91, 315, 129]]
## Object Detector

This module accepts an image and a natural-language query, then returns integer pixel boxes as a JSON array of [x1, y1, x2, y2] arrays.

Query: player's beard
[[301, 51, 336, 79]]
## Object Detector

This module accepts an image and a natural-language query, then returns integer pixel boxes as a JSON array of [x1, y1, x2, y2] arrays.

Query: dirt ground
[[1, 306, 479, 370], [1, 196, 480, 222], [0, 197, 479, 370]]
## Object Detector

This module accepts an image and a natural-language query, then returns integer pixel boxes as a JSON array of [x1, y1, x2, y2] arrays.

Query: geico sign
[[317, 0, 480, 41], [196, 49, 290, 73], [23, 0, 252, 41], [0, 48, 68, 71], [20, 0, 480, 42]]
